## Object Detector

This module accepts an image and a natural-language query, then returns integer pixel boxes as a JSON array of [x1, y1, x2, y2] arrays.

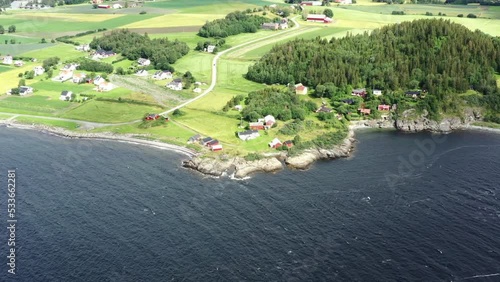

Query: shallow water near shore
[[1, 127, 500, 281]]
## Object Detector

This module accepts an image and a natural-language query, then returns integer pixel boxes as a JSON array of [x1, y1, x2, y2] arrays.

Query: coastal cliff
[[285, 129, 356, 169], [395, 108, 481, 133], [182, 156, 284, 178]]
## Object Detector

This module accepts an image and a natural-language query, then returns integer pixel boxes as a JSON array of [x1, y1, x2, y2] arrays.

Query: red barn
[[98, 4, 110, 9], [306, 14, 332, 23], [249, 122, 265, 130], [211, 144, 223, 152]]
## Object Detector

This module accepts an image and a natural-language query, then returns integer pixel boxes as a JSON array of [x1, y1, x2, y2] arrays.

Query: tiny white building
[[167, 80, 183, 91], [373, 89, 382, 96], [193, 88, 201, 93], [136, 69, 149, 77], [33, 66, 45, 76], [19, 86, 33, 96], [2, 55, 13, 65], [59, 90, 73, 101], [137, 58, 151, 66]]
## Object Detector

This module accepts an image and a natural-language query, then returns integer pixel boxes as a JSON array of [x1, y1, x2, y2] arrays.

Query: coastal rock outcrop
[[182, 156, 284, 178], [285, 129, 355, 169], [395, 108, 481, 133]]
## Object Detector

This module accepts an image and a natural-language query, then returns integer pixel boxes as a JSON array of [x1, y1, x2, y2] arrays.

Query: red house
[[352, 88, 367, 97], [378, 104, 391, 111], [206, 140, 219, 147], [211, 144, 223, 152], [283, 140, 294, 148], [97, 4, 110, 9], [268, 138, 282, 149], [249, 122, 265, 130], [358, 108, 371, 115], [145, 114, 160, 120]]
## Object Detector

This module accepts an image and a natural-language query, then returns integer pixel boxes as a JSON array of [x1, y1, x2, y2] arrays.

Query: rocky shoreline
[[182, 107, 489, 179], [2, 107, 497, 180]]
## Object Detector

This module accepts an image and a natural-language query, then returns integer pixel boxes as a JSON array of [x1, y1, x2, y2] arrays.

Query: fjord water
[[1, 127, 499, 281]]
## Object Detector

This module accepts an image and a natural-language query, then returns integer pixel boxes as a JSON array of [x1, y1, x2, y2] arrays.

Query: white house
[[72, 73, 86, 83], [14, 60, 24, 67], [153, 71, 172, 80], [93, 76, 106, 85], [75, 44, 90, 52], [112, 3, 122, 8], [264, 115, 276, 127], [238, 130, 260, 141], [19, 86, 33, 96], [193, 88, 201, 93], [206, 45, 216, 53], [59, 90, 73, 101], [2, 55, 13, 65], [268, 138, 282, 149], [295, 83, 308, 95], [373, 89, 382, 96], [167, 79, 183, 91], [135, 69, 149, 76], [33, 66, 45, 76], [335, 0, 352, 4], [97, 82, 114, 92], [61, 63, 79, 71], [53, 70, 74, 82], [137, 58, 151, 66], [234, 105, 243, 111]]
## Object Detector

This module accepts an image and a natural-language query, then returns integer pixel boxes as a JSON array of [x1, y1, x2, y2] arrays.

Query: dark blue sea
[[1, 127, 499, 282]]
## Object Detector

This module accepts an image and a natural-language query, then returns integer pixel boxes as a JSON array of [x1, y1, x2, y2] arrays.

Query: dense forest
[[246, 19, 500, 117], [240, 87, 317, 122], [89, 30, 190, 67], [198, 11, 268, 38]]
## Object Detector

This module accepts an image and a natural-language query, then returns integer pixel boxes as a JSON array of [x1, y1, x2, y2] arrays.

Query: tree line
[[198, 11, 269, 38], [246, 19, 500, 117], [89, 29, 190, 68]]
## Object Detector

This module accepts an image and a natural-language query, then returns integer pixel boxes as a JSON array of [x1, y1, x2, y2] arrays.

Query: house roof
[[249, 122, 264, 127], [188, 134, 201, 141], [405, 90, 421, 95], [201, 137, 213, 142], [238, 130, 259, 136], [284, 140, 293, 145], [61, 90, 70, 95]]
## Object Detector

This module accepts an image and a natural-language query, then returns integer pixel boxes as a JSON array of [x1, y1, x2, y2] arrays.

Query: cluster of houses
[[188, 134, 222, 151], [261, 18, 289, 30], [1, 55, 24, 67], [249, 115, 276, 131], [299, 0, 351, 5]]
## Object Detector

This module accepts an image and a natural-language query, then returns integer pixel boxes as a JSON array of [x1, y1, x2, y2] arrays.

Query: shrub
[[139, 11, 147, 14], [467, 13, 477, 18]]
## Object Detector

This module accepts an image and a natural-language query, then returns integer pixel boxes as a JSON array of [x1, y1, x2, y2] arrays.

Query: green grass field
[[59, 100, 163, 123], [14, 116, 80, 129], [0, 95, 75, 115]]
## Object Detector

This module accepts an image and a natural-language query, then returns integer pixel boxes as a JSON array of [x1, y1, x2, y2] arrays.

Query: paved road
[[0, 18, 301, 129]]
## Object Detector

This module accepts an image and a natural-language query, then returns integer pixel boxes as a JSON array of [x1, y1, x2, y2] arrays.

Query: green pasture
[[172, 52, 213, 83], [242, 27, 351, 59], [146, 0, 280, 11], [1, 13, 160, 37], [0, 65, 13, 73], [0, 43, 56, 56], [0, 95, 75, 115], [90, 121, 196, 147], [0, 34, 42, 44], [21, 44, 85, 60], [340, 3, 500, 19], [59, 99, 163, 123], [14, 116, 80, 130], [217, 58, 265, 93]]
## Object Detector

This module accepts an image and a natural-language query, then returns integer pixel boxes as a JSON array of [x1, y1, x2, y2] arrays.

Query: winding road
[[0, 18, 301, 129]]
